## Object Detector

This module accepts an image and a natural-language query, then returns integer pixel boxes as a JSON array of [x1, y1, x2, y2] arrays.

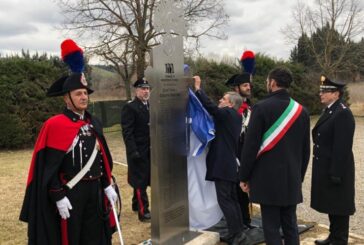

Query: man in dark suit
[[121, 79, 151, 222], [239, 67, 310, 245], [311, 75, 356, 245], [193, 75, 247, 245]]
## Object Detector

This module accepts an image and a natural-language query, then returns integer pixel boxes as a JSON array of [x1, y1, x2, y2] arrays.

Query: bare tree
[[181, 0, 228, 54], [285, 0, 364, 77], [92, 38, 136, 99], [57, 0, 228, 99]]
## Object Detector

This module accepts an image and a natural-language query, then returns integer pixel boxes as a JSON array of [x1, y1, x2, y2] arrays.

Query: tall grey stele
[[145, 1, 200, 244]]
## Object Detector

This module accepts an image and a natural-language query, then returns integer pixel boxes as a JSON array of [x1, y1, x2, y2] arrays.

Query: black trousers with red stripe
[[132, 188, 150, 215], [63, 180, 110, 245]]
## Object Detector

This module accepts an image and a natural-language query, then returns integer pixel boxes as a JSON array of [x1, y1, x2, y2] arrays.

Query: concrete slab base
[[185, 231, 220, 245], [138, 231, 220, 245]]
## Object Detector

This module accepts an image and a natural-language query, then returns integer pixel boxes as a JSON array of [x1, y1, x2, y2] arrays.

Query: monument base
[[185, 231, 220, 245], [139, 231, 220, 245]]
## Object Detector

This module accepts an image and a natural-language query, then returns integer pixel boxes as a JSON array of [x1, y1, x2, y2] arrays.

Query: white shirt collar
[[69, 109, 84, 120], [327, 99, 338, 109]]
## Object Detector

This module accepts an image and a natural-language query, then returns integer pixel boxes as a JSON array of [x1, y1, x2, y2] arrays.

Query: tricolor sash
[[257, 98, 303, 157]]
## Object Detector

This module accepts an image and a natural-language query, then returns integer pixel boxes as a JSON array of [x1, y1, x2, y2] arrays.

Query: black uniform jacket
[[195, 90, 242, 182], [19, 109, 114, 245], [121, 97, 150, 188], [239, 89, 310, 206], [311, 99, 355, 215]]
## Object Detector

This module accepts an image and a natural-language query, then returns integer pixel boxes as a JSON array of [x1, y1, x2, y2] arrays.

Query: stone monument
[[145, 1, 200, 244]]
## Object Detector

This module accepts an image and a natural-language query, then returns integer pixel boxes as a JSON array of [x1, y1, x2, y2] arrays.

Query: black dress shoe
[[138, 212, 151, 222], [220, 233, 235, 244], [220, 231, 248, 245], [315, 237, 331, 245], [245, 223, 258, 229], [231, 231, 247, 245]]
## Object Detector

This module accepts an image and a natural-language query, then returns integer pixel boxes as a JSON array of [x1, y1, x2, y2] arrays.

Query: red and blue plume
[[61, 39, 84, 73], [240, 50, 255, 75]]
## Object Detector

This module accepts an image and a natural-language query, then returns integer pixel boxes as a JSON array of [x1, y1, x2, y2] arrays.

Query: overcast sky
[[0, 0, 325, 62]]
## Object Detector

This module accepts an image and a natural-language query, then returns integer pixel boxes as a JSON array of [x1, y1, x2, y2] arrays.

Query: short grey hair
[[225, 91, 243, 111]]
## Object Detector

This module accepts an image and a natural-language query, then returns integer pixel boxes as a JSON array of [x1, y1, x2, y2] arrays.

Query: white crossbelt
[[241, 109, 251, 134], [66, 142, 99, 189]]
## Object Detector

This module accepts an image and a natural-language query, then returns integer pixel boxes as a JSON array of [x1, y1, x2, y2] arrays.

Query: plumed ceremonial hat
[[47, 39, 93, 97], [133, 78, 151, 88], [225, 74, 238, 86], [225, 72, 251, 86], [240, 50, 255, 75], [319, 75, 346, 92]]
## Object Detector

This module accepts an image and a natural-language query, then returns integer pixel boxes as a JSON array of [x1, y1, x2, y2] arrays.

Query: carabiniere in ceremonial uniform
[[20, 39, 118, 245]]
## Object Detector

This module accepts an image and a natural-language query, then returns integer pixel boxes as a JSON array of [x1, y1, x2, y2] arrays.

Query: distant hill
[[90, 65, 127, 101]]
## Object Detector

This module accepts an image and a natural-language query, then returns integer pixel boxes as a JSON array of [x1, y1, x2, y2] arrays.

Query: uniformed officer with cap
[[312, 75, 356, 245], [226, 72, 254, 229], [121, 78, 152, 222], [20, 39, 118, 245]]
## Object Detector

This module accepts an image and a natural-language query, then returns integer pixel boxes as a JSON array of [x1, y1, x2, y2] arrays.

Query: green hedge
[[0, 56, 65, 148], [0, 53, 349, 149]]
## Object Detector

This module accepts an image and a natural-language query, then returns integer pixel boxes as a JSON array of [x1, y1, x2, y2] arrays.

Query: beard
[[143, 94, 150, 101], [239, 91, 251, 98]]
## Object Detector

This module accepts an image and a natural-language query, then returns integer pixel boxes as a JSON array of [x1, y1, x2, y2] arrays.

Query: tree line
[[0, 51, 341, 149]]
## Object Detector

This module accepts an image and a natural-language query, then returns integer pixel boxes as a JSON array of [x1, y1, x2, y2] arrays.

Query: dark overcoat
[[311, 99, 356, 215], [239, 89, 310, 206], [195, 90, 242, 182], [121, 97, 151, 188]]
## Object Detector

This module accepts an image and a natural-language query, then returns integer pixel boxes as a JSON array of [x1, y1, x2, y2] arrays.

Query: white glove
[[56, 197, 72, 220], [104, 185, 118, 204]]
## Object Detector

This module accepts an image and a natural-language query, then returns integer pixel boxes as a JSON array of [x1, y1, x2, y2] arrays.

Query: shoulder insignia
[[340, 103, 347, 109]]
